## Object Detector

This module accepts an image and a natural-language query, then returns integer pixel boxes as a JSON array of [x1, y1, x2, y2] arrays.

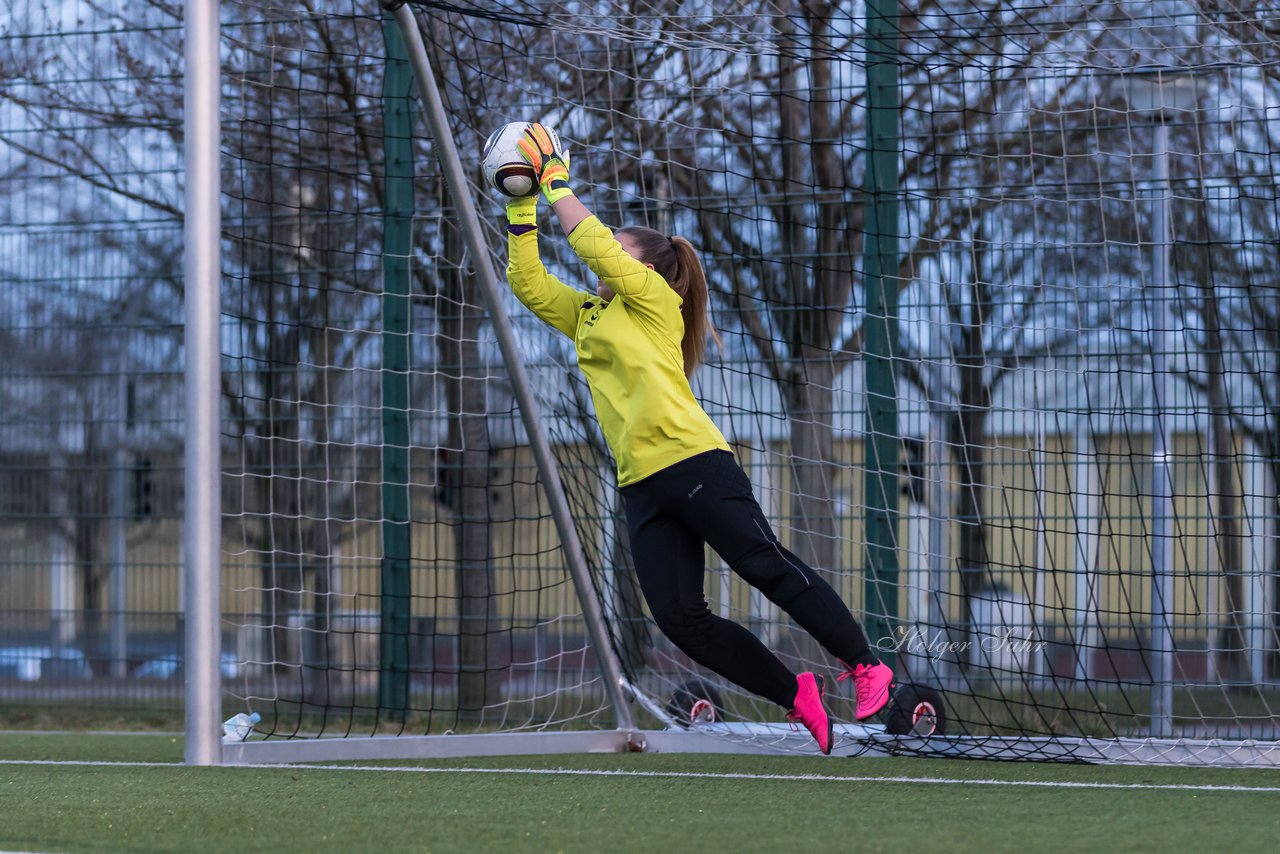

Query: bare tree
[[1170, 48, 1280, 680], [421, 0, 1131, 662], [0, 3, 503, 711], [894, 21, 1146, 645]]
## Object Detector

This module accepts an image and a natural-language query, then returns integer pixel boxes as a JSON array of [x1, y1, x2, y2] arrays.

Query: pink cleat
[[787, 672, 833, 754], [839, 661, 894, 721]]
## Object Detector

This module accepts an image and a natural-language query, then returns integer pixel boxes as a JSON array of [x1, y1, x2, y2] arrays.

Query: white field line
[[3, 759, 1280, 793]]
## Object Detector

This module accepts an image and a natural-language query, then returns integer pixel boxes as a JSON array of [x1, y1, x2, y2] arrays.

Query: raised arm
[[549, 194, 591, 238], [517, 123, 589, 235], [519, 124, 678, 320], [503, 194, 590, 339]]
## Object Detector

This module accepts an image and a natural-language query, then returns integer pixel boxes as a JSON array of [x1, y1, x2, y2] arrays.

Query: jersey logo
[[581, 300, 604, 329]]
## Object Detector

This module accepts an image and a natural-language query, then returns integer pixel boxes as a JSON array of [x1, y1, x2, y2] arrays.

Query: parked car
[[133, 652, 240, 680], [0, 646, 93, 681]]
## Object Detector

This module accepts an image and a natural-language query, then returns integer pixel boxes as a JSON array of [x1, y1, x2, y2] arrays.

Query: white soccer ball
[[482, 121, 539, 197]]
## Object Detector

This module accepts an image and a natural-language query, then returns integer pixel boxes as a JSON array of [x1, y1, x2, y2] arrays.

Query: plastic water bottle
[[222, 711, 261, 743]]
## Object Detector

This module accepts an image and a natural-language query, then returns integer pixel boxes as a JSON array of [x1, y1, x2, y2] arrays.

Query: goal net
[[212, 0, 1279, 765]]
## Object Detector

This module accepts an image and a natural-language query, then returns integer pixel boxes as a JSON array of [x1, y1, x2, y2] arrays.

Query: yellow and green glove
[[517, 122, 573, 204]]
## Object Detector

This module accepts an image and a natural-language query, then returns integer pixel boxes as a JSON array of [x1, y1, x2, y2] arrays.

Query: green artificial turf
[[2, 733, 1278, 853]]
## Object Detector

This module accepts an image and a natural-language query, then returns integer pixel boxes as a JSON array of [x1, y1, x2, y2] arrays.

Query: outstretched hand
[[517, 123, 574, 205]]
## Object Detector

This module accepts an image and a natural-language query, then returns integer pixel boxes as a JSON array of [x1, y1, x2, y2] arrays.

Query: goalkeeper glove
[[517, 122, 574, 204], [505, 194, 538, 228]]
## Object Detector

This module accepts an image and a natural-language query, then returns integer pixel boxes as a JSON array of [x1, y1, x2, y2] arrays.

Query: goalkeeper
[[504, 123, 892, 754]]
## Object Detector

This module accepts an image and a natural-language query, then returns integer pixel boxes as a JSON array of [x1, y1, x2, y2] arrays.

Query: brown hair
[[615, 226, 721, 378]]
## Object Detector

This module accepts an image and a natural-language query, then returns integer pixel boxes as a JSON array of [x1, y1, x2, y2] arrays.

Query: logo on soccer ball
[[482, 122, 539, 197]]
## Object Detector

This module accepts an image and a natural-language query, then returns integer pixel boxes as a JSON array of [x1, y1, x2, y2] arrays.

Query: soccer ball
[[481, 121, 539, 197]]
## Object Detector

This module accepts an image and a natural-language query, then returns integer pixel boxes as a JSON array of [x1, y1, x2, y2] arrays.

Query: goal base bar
[[221, 723, 897, 764], [223, 730, 643, 764], [675, 723, 1280, 765], [222, 725, 1280, 767]]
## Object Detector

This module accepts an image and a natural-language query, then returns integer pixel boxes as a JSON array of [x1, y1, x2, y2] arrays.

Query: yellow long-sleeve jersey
[[506, 216, 730, 486]]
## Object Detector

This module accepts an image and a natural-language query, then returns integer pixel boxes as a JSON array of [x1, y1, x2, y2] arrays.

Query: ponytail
[[668, 236, 720, 377], [616, 226, 721, 378]]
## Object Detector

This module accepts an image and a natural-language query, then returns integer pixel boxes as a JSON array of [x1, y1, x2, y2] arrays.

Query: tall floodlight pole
[[1125, 70, 1197, 739], [183, 0, 223, 765]]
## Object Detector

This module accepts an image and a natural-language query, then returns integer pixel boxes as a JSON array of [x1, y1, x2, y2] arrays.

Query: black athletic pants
[[620, 449, 874, 709]]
